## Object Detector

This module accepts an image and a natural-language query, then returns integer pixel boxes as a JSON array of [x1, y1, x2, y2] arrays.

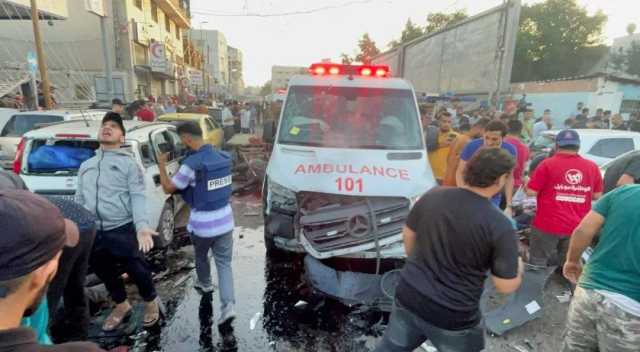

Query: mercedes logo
[[347, 214, 370, 238]]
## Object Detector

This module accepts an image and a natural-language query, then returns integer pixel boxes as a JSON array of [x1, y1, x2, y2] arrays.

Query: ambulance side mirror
[[263, 120, 276, 144]]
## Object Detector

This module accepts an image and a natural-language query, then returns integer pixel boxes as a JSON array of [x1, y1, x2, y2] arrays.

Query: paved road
[[119, 194, 571, 351]]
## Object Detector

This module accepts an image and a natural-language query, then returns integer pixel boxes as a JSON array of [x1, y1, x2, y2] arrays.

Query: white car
[[531, 129, 640, 166], [14, 119, 186, 248], [0, 110, 104, 170]]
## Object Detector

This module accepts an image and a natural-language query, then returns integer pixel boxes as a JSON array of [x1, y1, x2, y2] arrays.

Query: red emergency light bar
[[309, 63, 390, 77]]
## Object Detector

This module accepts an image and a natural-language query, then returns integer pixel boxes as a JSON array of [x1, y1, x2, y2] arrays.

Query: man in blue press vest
[[157, 122, 236, 330]]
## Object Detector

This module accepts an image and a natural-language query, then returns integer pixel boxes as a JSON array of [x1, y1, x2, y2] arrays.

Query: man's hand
[[137, 228, 159, 253], [157, 152, 169, 166], [563, 260, 583, 284], [503, 206, 513, 218]]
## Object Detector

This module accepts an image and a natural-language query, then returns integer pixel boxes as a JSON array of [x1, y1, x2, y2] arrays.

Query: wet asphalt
[[93, 194, 570, 352]]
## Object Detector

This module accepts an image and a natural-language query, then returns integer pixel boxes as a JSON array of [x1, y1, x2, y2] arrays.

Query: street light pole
[[30, 0, 52, 109]]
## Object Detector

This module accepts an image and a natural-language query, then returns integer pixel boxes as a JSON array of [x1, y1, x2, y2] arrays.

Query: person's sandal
[[102, 303, 132, 332], [143, 298, 163, 327]]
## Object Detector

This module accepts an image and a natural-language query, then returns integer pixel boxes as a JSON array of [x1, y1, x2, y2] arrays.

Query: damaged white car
[[262, 63, 437, 309]]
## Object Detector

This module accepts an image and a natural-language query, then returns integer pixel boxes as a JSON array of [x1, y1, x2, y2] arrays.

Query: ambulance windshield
[[278, 86, 423, 150]]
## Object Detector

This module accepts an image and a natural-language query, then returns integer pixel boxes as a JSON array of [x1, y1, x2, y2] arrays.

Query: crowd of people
[[0, 95, 638, 352], [375, 101, 639, 351], [0, 112, 237, 351]]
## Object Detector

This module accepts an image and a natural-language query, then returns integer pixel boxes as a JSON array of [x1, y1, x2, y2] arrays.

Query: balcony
[[157, 0, 190, 28]]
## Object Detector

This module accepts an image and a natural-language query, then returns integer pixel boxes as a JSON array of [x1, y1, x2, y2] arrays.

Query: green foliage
[[425, 10, 468, 34], [389, 19, 423, 48], [512, 0, 608, 82], [355, 33, 380, 64], [611, 40, 640, 77], [260, 81, 271, 96], [340, 53, 354, 65]]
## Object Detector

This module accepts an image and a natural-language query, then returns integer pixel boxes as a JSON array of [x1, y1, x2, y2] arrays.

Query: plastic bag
[[28, 145, 95, 171]]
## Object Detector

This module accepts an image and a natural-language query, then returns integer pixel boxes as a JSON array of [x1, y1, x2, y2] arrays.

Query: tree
[[424, 10, 468, 34], [611, 40, 640, 77], [355, 33, 380, 64], [512, 0, 608, 82], [389, 19, 423, 48], [340, 53, 354, 65], [260, 81, 271, 96], [627, 23, 637, 36]]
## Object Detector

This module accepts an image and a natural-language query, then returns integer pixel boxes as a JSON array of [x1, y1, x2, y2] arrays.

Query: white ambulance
[[263, 63, 436, 264]]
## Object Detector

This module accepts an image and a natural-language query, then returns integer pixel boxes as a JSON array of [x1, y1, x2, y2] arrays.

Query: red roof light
[[309, 63, 390, 77]]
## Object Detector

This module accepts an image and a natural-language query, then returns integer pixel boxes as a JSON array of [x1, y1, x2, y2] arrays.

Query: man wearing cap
[[76, 112, 161, 332], [525, 129, 603, 269], [0, 190, 104, 351]]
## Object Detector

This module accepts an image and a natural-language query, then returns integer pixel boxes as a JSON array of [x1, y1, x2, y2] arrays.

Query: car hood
[[266, 144, 436, 198]]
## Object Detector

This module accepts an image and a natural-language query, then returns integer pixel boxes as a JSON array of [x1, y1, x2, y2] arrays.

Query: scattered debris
[[556, 291, 572, 303], [508, 343, 530, 352], [172, 274, 190, 288], [250, 312, 262, 330], [420, 342, 438, 352], [524, 339, 534, 350], [294, 300, 309, 309]]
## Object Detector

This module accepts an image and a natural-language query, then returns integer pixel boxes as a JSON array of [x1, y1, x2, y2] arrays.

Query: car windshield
[[1, 115, 63, 137], [278, 86, 423, 150]]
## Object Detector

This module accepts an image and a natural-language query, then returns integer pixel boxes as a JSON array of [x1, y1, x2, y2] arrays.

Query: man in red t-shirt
[[504, 119, 530, 191], [526, 129, 602, 267]]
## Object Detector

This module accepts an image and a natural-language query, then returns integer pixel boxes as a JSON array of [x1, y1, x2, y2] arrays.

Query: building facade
[[271, 66, 307, 94], [227, 45, 244, 98], [0, 0, 195, 104], [190, 29, 228, 98]]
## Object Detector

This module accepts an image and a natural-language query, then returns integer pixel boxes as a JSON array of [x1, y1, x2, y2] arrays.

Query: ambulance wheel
[[156, 201, 175, 248]]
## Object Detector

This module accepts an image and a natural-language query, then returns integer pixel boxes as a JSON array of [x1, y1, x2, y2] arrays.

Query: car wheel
[[156, 201, 175, 248]]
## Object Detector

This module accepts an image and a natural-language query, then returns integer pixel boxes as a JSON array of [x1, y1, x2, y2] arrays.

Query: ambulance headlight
[[268, 181, 297, 212]]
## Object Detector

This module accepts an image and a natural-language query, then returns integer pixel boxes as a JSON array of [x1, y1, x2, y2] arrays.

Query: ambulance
[[263, 62, 436, 269]]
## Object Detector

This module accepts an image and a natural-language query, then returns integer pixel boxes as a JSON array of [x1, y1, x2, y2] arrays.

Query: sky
[[190, 0, 640, 87]]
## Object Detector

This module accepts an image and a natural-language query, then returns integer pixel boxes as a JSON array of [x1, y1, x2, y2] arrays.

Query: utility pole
[[30, 0, 52, 109], [100, 15, 114, 102]]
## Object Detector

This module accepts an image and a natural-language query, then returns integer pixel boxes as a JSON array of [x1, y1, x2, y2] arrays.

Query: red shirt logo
[[565, 169, 583, 185]]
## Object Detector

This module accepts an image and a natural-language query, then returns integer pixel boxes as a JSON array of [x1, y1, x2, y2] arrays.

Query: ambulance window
[[278, 86, 422, 150]]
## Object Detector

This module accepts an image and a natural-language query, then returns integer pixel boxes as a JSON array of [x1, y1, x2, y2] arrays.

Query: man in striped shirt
[[157, 122, 236, 329]]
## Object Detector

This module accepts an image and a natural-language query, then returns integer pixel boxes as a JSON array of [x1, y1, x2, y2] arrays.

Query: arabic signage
[[187, 68, 203, 86], [149, 41, 167, 73]]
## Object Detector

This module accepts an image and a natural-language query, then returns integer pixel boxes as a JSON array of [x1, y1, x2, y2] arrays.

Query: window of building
[[134, 43, 148, 65], [165, 16, 171, 33], [151, 2, 158, 22], [134, 0, 142, 10], [175, 27, 180, 40]]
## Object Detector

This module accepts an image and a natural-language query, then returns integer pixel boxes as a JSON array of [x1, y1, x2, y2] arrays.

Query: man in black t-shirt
[[374, 148, 523, 352], [603, 151, 640, 194]]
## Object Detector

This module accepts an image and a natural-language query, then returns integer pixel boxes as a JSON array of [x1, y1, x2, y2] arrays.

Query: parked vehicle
[[158, 113, 224, 149], [0, 110, 104, 169], [0, 108, 18, 166], [15, 120, 187, 248], [530, 129, 640, 166]]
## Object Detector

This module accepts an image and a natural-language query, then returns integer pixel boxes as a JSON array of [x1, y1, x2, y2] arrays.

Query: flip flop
[[102, 306, 132, 332], [143, 298, 165, 327]]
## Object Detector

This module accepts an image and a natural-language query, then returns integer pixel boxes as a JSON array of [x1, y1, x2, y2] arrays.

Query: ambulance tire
[[156, 201, 175, 248]]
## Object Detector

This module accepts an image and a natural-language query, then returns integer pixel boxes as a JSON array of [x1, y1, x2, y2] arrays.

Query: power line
[[191, 0, 385, 18]]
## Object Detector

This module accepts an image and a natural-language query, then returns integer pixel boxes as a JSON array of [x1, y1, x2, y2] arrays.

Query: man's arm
[[127, 160, 151, 233], [75, 165, 86, 205], [490, 229, 523, 294], [157, 153, 178, 194], [563, 211, 605, 284], [492, 258, 523, 294], [592, 192, 602, 200], [402, 225, 417, 257], [456, 159, 467, 187], [504, 172, 514, 208], [616, 174, 636, 187]]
